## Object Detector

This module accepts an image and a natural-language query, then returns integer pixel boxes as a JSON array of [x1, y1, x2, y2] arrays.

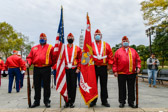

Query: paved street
[[0, 74, 168, 112]]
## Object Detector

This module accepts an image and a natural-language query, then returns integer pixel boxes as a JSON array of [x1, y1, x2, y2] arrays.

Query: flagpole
[[60, 94, 62, 108], [59, 5, 63, 108]]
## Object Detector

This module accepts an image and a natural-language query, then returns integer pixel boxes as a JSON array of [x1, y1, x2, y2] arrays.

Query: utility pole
[[146, 27, 155, 55]]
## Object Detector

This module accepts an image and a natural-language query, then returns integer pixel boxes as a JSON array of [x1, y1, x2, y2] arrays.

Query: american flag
[[55, 6, 68, 102]]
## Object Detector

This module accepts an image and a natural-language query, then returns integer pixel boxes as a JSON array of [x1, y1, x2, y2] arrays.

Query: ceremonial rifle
[[27, 61, 31, 107], [51, 72, 54, 88], [135, 66, 139, 108]]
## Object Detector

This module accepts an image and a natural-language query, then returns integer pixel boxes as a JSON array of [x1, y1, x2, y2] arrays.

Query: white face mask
[[95, 35, 101, 40], [123, 42, 129, 47]]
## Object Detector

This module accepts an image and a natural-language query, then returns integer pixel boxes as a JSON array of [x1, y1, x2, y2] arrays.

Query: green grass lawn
[[159, 66, 168, 69]]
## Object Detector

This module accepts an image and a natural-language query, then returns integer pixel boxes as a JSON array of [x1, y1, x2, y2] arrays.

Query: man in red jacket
[[113, 36, 141, 108], [64, 33, 82, 108], [5, 50, 25, 93], [90, 29, 113, 107], [26, 33, 56, 108], [0, 56, 5, 87]]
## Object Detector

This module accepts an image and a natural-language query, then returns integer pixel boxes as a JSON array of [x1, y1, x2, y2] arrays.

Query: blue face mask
[[39, 39, 46, 44], [123, 42, 129, 47], [95, 35, 101, 41]]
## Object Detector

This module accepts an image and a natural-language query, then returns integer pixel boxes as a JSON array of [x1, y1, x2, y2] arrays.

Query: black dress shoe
[[119, 103, 125, 108], [90, 102, 96, 107], [70, 103, 75, 108], [64, 103, 69, 108], [102, 102, 110, 107], [129, 103, 136, 108], [31, 102, 40, 108], [45, 103, 50, 108]]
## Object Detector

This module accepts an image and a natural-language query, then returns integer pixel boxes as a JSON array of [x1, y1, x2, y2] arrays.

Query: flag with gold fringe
[[79, 13, 98, 106]]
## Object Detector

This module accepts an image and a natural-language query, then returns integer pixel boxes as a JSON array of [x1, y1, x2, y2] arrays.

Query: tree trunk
[[143, 60, 146, 69], [162, 56, 164, 68], [5, 53, 8, 60]]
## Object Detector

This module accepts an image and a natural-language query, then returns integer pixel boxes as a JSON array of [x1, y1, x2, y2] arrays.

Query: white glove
[[5, 71, 8, 74], [1, 71, 3, 74], [21, 70, 25, 74]]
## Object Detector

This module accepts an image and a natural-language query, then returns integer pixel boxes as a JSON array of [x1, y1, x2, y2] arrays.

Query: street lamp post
[[146, 27, 155, 55], [20, 45, 24, 58]]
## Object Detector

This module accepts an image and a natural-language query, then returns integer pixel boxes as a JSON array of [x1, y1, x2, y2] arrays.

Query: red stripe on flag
[[55, 43, 68, 102]]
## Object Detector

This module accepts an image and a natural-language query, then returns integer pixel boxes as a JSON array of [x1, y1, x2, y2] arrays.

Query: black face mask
[[68, 39, 74, 44]]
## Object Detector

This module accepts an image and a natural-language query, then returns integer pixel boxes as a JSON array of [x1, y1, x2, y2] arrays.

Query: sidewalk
[[0, 75, 168, 112]]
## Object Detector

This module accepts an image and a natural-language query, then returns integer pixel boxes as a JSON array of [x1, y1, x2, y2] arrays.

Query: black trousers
[[33, 66, 51, 104], [118, 74, 136, 104], [65, 68, 77, 104], [92, 65, 108, 104]]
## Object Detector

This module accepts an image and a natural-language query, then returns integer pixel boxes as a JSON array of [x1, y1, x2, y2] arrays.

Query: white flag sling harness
[[65, 45, 76, 68], [93, 41, 107, 60]]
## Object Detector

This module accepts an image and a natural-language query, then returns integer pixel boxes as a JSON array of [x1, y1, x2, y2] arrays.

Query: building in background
[[79, 29, 84, 50]]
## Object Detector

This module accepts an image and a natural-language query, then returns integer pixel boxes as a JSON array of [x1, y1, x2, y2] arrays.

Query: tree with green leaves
[[0, 22, 34, 59], [17, 32, 34, 59], [137, 45, 150, 69], [130, 44, 137, 51], [141, 0, 168, 26], [153, 21, 168, 68], [112, 43, 122, 54], [0, 22, 23, 59]]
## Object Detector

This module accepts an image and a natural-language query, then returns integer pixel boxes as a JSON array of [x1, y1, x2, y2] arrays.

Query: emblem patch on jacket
[[34, 47, 38, 50]]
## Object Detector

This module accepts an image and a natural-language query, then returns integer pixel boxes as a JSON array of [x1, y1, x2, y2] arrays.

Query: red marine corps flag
[[79, 13, 98, 106]]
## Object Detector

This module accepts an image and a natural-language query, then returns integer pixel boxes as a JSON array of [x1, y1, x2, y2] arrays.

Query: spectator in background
[[0, 56, 5, 87], [147, 53, 160, 88], [5, 50, 25, 93]]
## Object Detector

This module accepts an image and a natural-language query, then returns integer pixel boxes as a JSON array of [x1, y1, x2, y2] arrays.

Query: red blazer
[[0, 59, 5, 71], [92, 41, 113, 66], [5, 54, 25, 70], [113, 47, 141, 75], [26, 44, 55, 67], [65, 44, 82, 70]]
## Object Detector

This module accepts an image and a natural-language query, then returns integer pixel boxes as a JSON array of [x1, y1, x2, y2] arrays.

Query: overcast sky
[[0, 0, 150, 47]]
